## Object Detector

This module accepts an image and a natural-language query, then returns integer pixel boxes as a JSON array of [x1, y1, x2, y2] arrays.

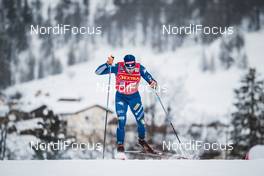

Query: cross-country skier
[[95, 54, 158, 156]]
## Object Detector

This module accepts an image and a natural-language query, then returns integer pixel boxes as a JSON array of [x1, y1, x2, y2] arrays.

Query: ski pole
[[154, 90, 182, 144], [103, 65, 112, 159]]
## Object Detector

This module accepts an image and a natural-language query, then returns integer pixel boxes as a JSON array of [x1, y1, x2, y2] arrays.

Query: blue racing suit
[[95, 62, 155, 144]]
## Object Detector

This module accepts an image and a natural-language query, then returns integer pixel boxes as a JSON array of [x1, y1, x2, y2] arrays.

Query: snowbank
[[0, 160, 263, 176], [247, 145, 264, 160]]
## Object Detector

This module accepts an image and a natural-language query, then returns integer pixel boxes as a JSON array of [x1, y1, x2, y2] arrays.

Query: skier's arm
[[140, 64, 157, 89], [95, 63, 118, 75]]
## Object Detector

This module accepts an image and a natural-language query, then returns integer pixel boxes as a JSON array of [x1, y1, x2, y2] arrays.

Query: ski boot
[[117, 144, 125, 152], [138, 139, 157, 154], [116, 144, 127, 160]]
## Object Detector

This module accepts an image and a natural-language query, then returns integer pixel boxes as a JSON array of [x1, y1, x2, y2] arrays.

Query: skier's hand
[[107, 55, 114, 65], [149, 80, 157, 89]]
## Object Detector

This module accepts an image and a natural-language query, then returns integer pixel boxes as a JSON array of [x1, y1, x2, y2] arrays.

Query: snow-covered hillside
[[0, 160, 263, 176], [5, 30, 264, 126]]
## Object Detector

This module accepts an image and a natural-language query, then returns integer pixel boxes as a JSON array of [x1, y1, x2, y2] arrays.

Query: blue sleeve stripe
[[95, 64, 108, 75]]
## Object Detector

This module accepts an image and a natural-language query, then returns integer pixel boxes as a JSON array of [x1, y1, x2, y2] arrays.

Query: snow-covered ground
[[0, 160, 263, 176]]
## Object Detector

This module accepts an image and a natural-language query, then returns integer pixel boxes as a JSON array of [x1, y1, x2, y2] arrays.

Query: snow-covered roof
[[49, 102, 113, 115], [13, 97, 114, 117], [15, 118, 43, 132]]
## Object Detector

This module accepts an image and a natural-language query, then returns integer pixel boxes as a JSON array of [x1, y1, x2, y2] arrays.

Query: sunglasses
[[126, 66, 135, 72], [125, 61, 135, 69]]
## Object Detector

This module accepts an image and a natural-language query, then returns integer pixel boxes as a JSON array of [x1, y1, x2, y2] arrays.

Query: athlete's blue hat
[[124, 55, 136, 69]]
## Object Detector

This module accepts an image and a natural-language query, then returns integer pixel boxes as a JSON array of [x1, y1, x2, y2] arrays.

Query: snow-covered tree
[[32, 110, 68, 159], [219, 32, 248, 70], [67, 47, 76, 66], [230, 68, 264, 158], [0, 117, 8, 160], [0, 34, 12, 89], [201, 48, 209, 72], [219, 38, 234, 69], [50, 54, 62, 75]]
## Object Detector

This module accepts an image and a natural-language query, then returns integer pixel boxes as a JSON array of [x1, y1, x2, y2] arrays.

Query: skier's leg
[[115, 93, 128, 145], [129, 93, 156, 153], [129, 94, 145, 140]]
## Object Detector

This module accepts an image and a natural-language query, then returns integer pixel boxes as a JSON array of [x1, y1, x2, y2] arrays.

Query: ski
[[124, 150, 164, 158], [125, 150, 192, 159]]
